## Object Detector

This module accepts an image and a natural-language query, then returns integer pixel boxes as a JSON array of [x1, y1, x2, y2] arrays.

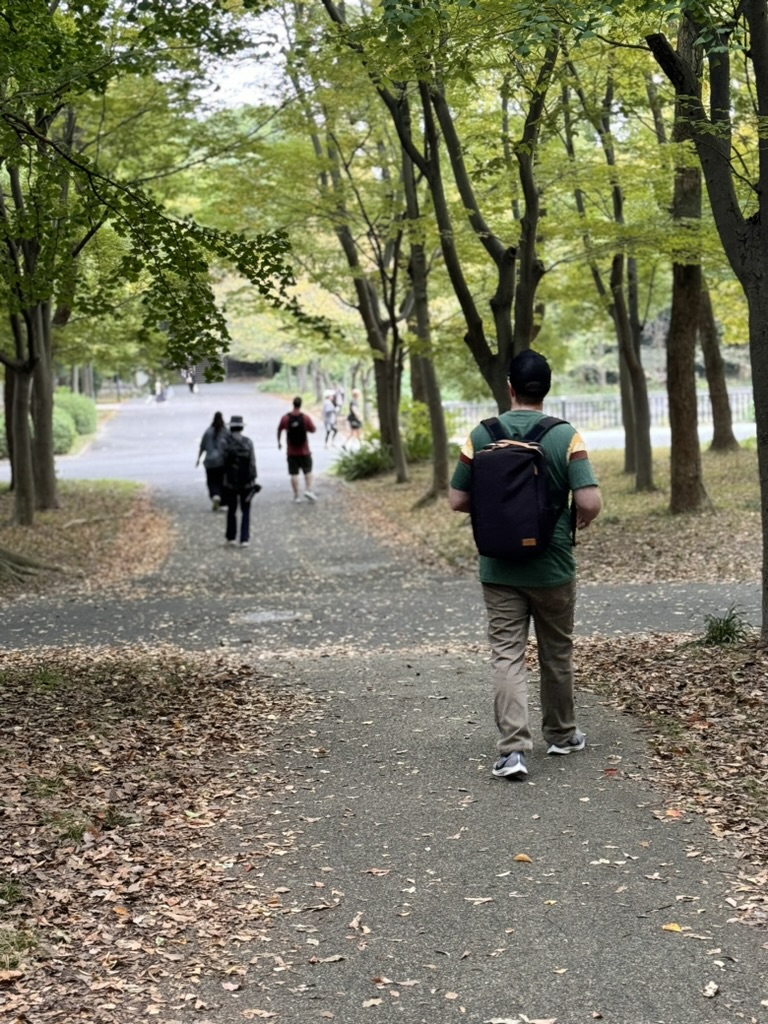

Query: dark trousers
[[225, 489, 252, 543], [205, 465, 224, 500]]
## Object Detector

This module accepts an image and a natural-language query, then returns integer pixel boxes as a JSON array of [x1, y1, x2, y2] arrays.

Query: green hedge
[[52, 407, 77, 454], [0, 407, 80, 458], [55, 391, 98, 434]]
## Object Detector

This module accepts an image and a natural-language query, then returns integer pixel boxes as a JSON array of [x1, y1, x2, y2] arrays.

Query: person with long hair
[[344, 389, 363, 450], [196, 411, 229, 510]]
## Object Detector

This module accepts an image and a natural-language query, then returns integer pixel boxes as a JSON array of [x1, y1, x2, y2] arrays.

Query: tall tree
[[561, 45, 655, 489], [320, 0, 560, 411], [644, 68, 740, 457], [0, 0, 292, 525], [648, 1, 768, 640]]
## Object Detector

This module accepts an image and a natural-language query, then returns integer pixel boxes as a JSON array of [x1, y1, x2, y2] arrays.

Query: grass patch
[[47, 811, 88, 843], [0, 878, 24, 908], [0, 928, 37, 970], [25, 774, 67, 798]]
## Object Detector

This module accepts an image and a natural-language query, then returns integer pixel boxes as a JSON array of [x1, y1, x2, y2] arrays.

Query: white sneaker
[[293, 496, 303, 503], [304, 491, 316, 502], [547, 729, 586, 755]]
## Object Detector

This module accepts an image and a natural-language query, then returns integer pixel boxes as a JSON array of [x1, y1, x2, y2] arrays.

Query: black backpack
[[286, 411, 307, 446], [470, 416, 574, 562], [224, 434, 252, 490]]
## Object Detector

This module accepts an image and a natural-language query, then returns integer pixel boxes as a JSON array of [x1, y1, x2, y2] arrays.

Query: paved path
[[2, 381, 766, 1023]]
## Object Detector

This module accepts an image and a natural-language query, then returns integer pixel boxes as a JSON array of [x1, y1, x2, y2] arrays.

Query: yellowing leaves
[[513, 853, 533, 863]]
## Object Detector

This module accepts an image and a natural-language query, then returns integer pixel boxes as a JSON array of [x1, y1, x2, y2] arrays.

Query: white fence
[[443, 387, 754, 438]]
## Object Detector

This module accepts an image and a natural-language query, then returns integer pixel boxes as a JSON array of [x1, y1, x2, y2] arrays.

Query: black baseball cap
[[508, 350, 552, 399]]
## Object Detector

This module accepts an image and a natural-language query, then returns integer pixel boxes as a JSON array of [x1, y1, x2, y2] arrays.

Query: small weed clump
[[0, 927, 37, 970], [0, 878, 24, 907], [698, 605, 754, 646]]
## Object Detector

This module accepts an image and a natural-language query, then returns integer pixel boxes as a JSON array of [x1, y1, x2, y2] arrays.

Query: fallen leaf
[[702, 981, 719, 998], [513, 853, 532, 863], [662, 923, 683, 932], [362, 998, 383, 1008]]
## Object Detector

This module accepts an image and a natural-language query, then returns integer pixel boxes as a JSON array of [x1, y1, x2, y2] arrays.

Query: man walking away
[[221, 415, 258, 547], [277, 396, 317, 502], [448, 350, 601, 780]]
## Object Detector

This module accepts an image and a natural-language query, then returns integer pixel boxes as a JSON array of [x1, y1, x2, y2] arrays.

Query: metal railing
[[443, 387, 754, 438]]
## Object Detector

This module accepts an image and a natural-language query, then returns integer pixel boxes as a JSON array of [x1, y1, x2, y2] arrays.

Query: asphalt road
[[0, 380, 760, 643], [2, 381, 767, 1024]]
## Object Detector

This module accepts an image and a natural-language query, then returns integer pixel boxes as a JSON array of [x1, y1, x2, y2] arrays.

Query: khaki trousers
[[482, 581, 577, 754]]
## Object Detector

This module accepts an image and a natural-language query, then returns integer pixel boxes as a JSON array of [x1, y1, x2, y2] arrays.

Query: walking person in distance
[[448, 350, 601, 780], [344, 388, 363, 450], [221, 415, 259, 547], [196, 411, 229, 511], [277, 396, 317, 503], [322, 391, 338, 447]]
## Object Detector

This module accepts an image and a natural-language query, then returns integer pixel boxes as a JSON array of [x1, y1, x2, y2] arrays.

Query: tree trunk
[[4, 370, 15, 491], [12, 366, 35, 526], [668, 263, 709, 512], [699, 281, 740, 451], [372, 354, 408, 483], [611, 255, 654, 490], [667, 18, 708, 514], [646, 7, 768, 642], [402, 147, 449, 499], [747, 281, 768, 645], [31, 303, 59, 510], [619, 351, 636, 475]]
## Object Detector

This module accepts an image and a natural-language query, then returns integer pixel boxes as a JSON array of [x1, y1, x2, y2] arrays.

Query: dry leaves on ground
[[0, 644, 319, 1020], [574, 632, 768, 924], [0, 482, 174, 601]]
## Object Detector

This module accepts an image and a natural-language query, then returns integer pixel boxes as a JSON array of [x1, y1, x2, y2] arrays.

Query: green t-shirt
[[450, 411, 599, 588]]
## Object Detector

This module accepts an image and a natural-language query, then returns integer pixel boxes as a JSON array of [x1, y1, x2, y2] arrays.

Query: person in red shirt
[[277, 396, 318, 503]]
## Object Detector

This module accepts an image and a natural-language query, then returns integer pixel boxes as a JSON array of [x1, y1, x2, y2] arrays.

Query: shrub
[[333, 440, 394, 480], [400, 400, 433, 463], [55, 390, 98, 435], [52, 407, 77, 454]]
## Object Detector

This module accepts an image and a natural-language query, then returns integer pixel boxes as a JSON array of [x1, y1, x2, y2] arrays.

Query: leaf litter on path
[[0, 643, 318, 1019]]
